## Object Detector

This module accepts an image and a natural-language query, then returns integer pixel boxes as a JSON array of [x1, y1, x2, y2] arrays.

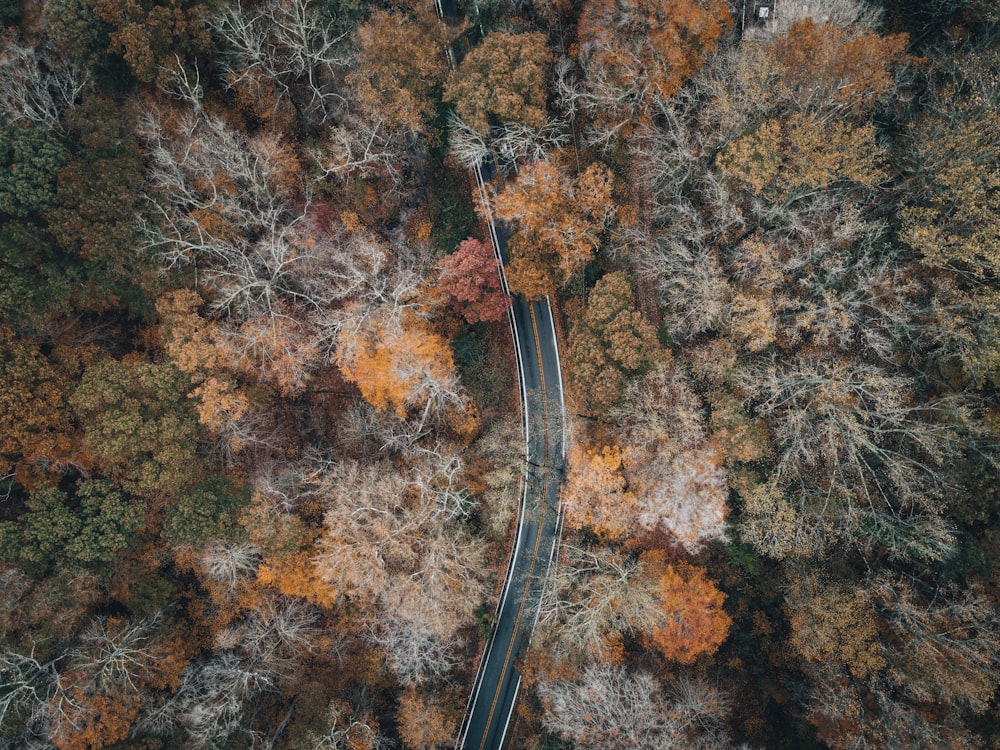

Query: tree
[[396, 688, 456, 750], [307, 110, 409, 195], [539, 544, 663, 658], [304, 701, 392, 750], [873, 574, 1000, 713], [437, 238, 512, 323], [368, 614, 463, 686], [743, 356, 967, 536], [0, 326, 80, 487], [47, 96, 152, 316], [0, 564, 100, 647], [443, 31, 552, 134], [899, 77, 1000, 384], [643, 554, 731, 664], [492, 161, 618, 288], [574, 0, 731, 122], [306, 452, 485, 682], [448, 111, 571, 171], [538, 663, 732, 749], [566, 271, 658, 415], [43, 0, 109, 71], [70, 358, 203, 498], [746, 0, 882, 38], [502, 244, 558, 302], [49, 687, 140, 749], [0, 0, 18, 24], [217, 306, 323, 397], [0, 126, 68, 219], [769, 20, 909, 118], [688, 14, 909, 153], [632, 444, 729, 553], [560, 443, 637, 541], [162, 476, 249, 549], [717, 114, 886, 201], [630, 216, 731, 342], [737, 478, 806, 559], [610, 359, 707, 457], [806, 662, 982, 750], [0, 38, 87, 132], [136, 651, 274, 748], [348, 11, 451, 134], [336, 305, 469, 427], [138, 104, 337, 322], [0, 480, 144, 573], [90, 0, 211, 84], [210, 0, 351, 124], [785, 572, 886, 680]]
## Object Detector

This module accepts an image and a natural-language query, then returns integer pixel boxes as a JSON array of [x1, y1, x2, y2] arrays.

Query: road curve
[[454, 163, 567, 750]]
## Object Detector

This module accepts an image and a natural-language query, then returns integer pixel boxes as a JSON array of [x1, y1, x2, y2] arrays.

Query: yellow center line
[[477, 303, 550, 750]]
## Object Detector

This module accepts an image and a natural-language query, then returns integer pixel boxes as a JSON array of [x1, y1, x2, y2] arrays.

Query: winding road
[[433, 5, 568, 745], [454, 162, 567, 749]]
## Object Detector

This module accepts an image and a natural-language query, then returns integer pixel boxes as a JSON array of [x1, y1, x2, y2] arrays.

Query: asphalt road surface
[[455, 164, 567, 750]]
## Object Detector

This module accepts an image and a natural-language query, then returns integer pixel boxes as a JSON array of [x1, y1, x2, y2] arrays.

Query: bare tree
[[198, 541, 263, 589], [229, 595, 322, 680], [745, 356, 968, 504], [872, 574, 1000, 713], [447, 112, 491, 170], [539, 544, 661, 658], [538, 663, 733, 750], [630, 220, 731, 340], [139, 102, 397, 336], [137, 651, 274, 748], [366, 615, 462, 686], [210, 0, 352, 123], [70, 616, 159, 694], [806, 662, 982, 750], [307, 112, 408, 195], [306, 701, 392, 750], [0, 646, 63, 735], [496, 118, 571, 165], [610, 362, 706, 458], [633, 445, 729, 554], [0, 38, 87, 131]]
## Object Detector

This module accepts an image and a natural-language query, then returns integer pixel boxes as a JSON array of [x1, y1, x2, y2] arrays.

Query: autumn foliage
[[577, 0, 731, 113], [444, 31, 552, 134], [770, 20, 909, 117], [336, 307, 462, 419], [494, 161, 617, 285], [1, 0, 998, 747], [643, 554, 731, 664], [560, 443, 637, 540], [437, 238, 512, 323]]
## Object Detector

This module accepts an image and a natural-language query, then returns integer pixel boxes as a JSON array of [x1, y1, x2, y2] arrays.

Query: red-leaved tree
[[438, 239, 512, 323]]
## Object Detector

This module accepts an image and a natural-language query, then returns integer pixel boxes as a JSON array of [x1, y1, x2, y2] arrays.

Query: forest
[[0, 0, 998, 746]]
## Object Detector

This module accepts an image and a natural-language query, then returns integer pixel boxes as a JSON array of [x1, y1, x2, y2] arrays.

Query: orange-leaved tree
[[769, 20, 909, 118], [576, 0, 731, 119], [643, 552, 731, 663], [443, 31, 552, 134], [560, 443, 637, 541], [492, 161, 619, 296], [336, 305, 469, 427], [396, 687, 458, 750], [349, 10, 452, 134]]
